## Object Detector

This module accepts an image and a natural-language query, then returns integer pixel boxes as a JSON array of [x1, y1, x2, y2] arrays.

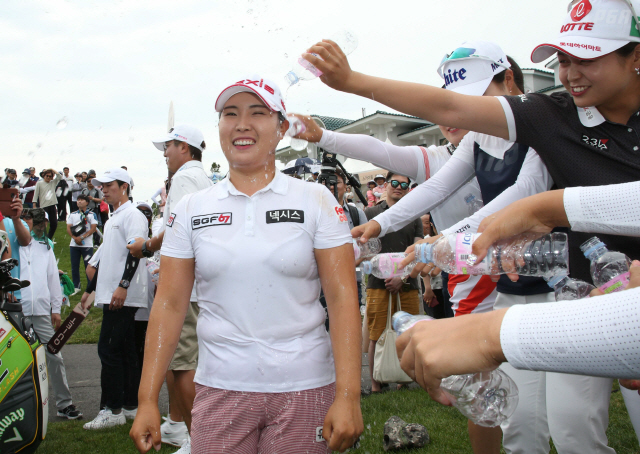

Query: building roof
[[536, 84, 564, 93], [311, 115, 353, 131], [521, 68, 554, 75], [397, 123, 437, 137]]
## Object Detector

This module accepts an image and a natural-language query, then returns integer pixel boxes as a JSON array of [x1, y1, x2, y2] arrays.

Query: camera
[[317, 149, 367, 206]]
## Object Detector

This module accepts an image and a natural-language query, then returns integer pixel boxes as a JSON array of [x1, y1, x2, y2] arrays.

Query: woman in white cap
[[302, 1, 640, 453], [131, 75, 363, 454], [293, 40, 555, 454]]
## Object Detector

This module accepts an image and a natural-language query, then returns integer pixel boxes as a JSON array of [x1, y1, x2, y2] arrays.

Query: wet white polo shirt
[[161, 171, 352, 392]]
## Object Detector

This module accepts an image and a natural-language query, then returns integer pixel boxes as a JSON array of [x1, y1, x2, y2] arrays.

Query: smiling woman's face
[[218, 92, 287, 172]]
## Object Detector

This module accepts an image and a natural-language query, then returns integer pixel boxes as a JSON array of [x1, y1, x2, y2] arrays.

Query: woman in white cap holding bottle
[[131, 75, 363, 454], [300, 1, 640, 453]]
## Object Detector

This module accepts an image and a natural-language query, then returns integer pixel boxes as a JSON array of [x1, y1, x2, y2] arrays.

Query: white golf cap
[[532, 0, 640, 63], [374, 174, 386, 180], [136, 201, 152, 211], [152, 125, 205, 152], [215, 75, 287, 114], [438, 40, 511, 96], [92, 168, 131, 187]]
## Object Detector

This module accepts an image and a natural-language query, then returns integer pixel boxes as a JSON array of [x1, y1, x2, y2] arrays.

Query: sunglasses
[[389, 180, 410, 190], [437, 46, 510, 78]]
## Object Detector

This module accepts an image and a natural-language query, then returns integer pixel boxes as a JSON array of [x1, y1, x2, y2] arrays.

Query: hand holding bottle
[[302, 39, 358, 93], [286, 114, 325, 143]]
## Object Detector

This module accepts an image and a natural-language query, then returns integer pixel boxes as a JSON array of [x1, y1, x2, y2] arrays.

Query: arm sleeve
[[48, 251, 62, 314], [564, 182, 640, 236], [18, 186, 36, 194], [318, 130, 428, 183], [161, 196, 195, 259], [32, 182, 40, 204], [441, 149, 554, 235], [373, 141, 477, 236], [501, 287, 640, 379], [86, 265, 99, 294], [150, 187, 162, 205], [121, 253, 141, 282], [314, 186, 352, 250]]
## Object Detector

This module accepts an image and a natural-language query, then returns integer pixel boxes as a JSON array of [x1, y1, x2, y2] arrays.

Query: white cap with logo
[[152, 125, 205, 152], [215, 75, 287, 114], [438, 40, 511, 96], [92, 168, 131, 187], [532, 0, 640, 63]]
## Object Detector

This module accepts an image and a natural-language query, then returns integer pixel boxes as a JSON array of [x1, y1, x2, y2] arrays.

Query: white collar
[[176, 160, 204, 173], [217, 170, 288, 199], [577, 105, 606, 127], [112, 200, 132, 214]]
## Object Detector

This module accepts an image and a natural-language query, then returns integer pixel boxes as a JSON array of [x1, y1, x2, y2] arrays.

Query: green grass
[[41, 225, 639, 453]]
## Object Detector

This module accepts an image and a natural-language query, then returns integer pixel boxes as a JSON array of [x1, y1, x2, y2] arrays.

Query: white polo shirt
[[19, 239, 62, 316], [95, 201, 149, 308], [67, 210, 99, 248], [161, 171, 352, 392], [162, 160, 213, 302]]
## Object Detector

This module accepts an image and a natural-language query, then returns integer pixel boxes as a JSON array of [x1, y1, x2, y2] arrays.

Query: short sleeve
[[161, 196, 195, 259], [313, 186, 352, 250], [124, 210, 149, 244], [89, 245, 102, 267], [89, 214, 99, 225]]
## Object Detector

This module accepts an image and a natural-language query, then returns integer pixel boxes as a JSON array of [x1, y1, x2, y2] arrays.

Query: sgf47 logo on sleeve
[[191, 212, 232, 230], [167, 213, 176, 227], [334, 206, 348, 223]]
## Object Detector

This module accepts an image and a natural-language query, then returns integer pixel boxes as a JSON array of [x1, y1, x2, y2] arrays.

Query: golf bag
[[0, 254, 48, 454]]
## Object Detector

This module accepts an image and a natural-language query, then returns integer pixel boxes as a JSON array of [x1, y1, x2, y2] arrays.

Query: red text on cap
[[571, 0, 592, 21]]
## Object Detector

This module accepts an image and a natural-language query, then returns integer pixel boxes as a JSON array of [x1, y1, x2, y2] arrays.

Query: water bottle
[[353, 237, 382, 260], [146, 259, 159, 284], [286, 116, 308, 152], [546, 274, 595, 301], [392, 311, 519, 427], [415, 232, 568, 278], [361, 253, 417, 279], [464, 193, 483, 216], [580, 237, 631, 294], [284, 30, 358, 87]]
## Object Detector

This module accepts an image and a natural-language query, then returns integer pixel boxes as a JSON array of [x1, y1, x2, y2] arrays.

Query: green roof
[[536, 84, 564, 93], [312, 115, 354, 130]]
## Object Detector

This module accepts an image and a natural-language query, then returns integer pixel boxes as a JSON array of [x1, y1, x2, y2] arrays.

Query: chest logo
[[582, 134, 608, 150], [191, 212, 232, 229], [266, 210, 304, 224], [334, 206, 348, 223]]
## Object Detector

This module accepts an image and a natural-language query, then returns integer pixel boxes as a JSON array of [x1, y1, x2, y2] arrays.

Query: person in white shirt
[[131, 75, 363, 454], [32, 168, 63, 239], [83, 168, 149, 431], [66, 194, 98, 291], [128, 124, 213, 452], [19, 208, 82, 420]]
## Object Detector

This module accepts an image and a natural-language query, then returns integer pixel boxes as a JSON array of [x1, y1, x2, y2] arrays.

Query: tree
[[210, 162, 221, 173]]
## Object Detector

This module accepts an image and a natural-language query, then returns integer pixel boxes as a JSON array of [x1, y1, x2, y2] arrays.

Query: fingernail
[[466, 254, 477, 266], [633, 260, 640, 267]]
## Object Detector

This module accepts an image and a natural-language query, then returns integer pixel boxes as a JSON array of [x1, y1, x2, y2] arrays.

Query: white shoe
[[83, 409, 126, 430], [173, 435, 191, 453], [71, 288, 81, 296], [123, 407, 137, 420], [161, 416, 188, 447]]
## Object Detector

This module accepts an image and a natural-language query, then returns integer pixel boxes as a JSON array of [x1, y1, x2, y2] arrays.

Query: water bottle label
[[455, 233, 487, 274], [297, 56, 323, 77], [379, 254, 406, 278], [353, 241, 361, 260], [598, 272, 630, 294]]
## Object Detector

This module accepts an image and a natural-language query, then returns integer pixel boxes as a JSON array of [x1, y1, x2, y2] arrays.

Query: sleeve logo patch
[[167, 213, 176, 227], [191, 212, 232, 229], [266, 210, 304, 224], [334, 206, 348, 223]]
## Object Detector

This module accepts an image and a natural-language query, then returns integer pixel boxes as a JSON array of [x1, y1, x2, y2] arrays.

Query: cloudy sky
[[2, 0, 565, 202]]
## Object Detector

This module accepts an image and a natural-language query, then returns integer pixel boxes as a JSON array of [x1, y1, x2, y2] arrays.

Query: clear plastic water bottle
[[392, 311, 519, 427], [284, 30, 358, 87], [415, 232, 568, 278], [546, 274, 595, 301], [286, 116, 308, 151], [361, 253, 416, 279], [580, 237, 631, 294], [146, 259, 159, 284], [353, 237, 382, 260], [464, 193, 483, 216]]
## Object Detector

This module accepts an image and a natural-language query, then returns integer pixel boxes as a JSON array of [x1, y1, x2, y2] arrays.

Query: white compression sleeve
[[318, 130, 427, 183], [441, 150, 554, 235], [501, 287, 640, 379], [564, 181, 640, 237]]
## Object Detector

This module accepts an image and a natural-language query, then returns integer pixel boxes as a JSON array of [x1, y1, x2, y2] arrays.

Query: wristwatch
[[141, 240, 154, 258], [118, 279, 130, 289]]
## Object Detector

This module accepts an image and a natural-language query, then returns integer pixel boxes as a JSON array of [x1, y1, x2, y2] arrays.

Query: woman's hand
[[130, 402, 162, 453], [401, 235, 442, 278], [323, 395, 363, 453], [396, 309, 507, 406], [287, 114, 325, 143], [302, 40, 358, 93]]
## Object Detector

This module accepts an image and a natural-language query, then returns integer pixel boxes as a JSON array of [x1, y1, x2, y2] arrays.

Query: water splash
[[56, 117, 68, 129]]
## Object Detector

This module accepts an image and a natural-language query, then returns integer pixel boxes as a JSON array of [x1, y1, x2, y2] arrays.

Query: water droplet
[[56, 117, 68, 129], [128, 136, 135, 142], [247, 8, 253, 13]]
